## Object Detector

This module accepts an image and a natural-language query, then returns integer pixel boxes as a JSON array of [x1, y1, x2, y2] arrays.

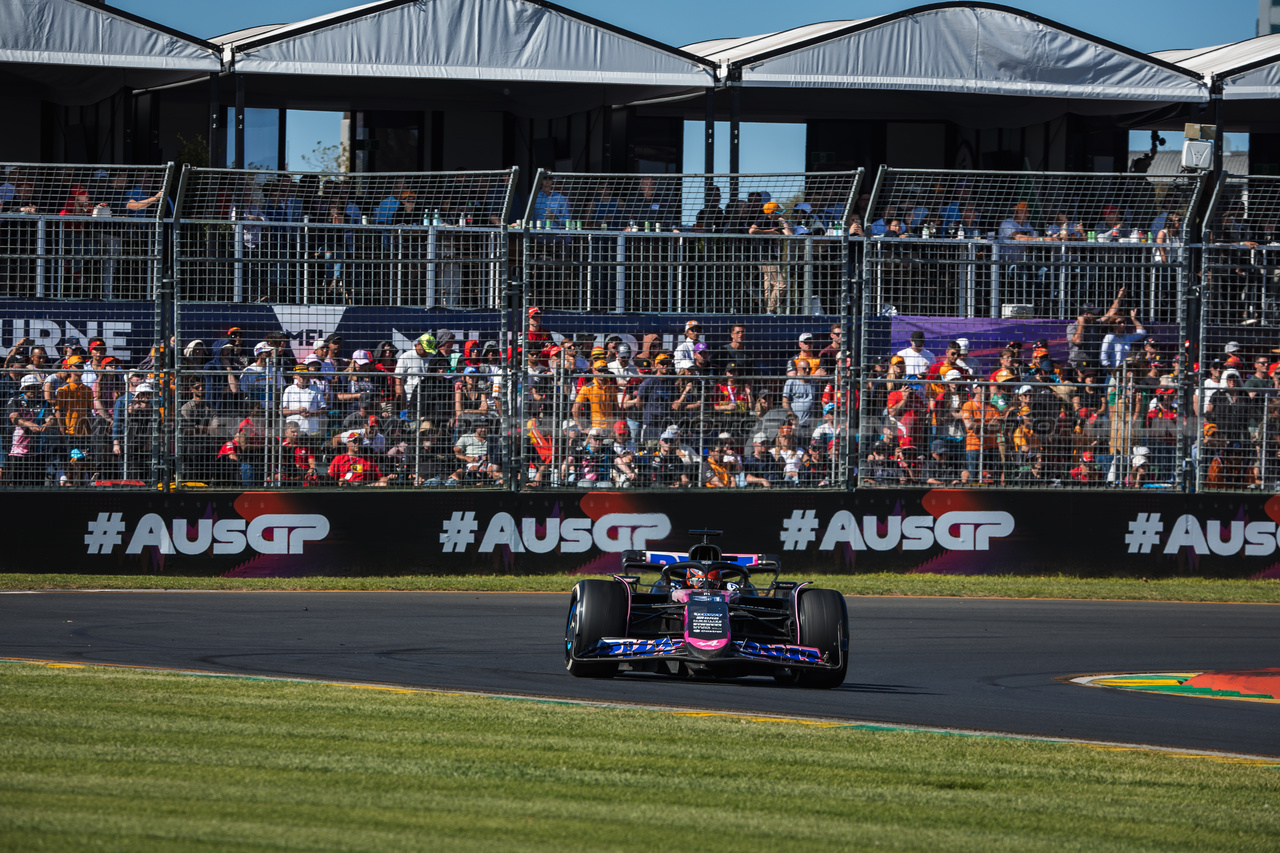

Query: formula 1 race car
[[564, 530, 847, 688]]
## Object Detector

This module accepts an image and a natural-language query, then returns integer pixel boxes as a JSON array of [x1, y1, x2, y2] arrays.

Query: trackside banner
[[9, 489, 1280, 579]]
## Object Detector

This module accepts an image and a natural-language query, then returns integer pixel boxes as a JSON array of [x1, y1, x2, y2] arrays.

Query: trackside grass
[[1, 663, 1277, 853], [0, 572, 1277, 603]]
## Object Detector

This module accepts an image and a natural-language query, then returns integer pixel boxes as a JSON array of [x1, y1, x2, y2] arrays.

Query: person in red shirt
[[924, 341, 971, 392], [328, 438, 396, 486], [276, 423, 319, 485], [525, 307, 551, 354], [1144, 387, 1179, 482], [1069, 450, 1103, 486], [924, 342, 971, 435], [713, 362, 758, 435], [886, 374, 925, 450], [217, 423, 256, 487], [816, 323, 843, 376]]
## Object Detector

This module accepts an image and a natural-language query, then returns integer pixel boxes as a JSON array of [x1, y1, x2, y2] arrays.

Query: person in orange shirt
[[55, 356, 94, 437], [959, 383, 1000, 483], [572, 359, 621, 434]]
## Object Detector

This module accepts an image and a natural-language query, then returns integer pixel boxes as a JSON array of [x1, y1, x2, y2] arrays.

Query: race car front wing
[[590, 637, 828, 666]]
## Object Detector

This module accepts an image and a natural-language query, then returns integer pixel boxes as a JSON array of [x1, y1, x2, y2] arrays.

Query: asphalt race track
[[1, 591, 1277, 757]]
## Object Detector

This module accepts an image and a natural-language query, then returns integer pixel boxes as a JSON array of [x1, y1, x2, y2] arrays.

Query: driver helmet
[[686, 565, 722, 590]]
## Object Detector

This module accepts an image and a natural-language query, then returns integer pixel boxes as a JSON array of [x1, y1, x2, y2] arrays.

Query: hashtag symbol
[[1125, 513, 1163, 554], [85, 513, 127, 555], [779, 509, 820, 551], [440, 511, 478, 553]]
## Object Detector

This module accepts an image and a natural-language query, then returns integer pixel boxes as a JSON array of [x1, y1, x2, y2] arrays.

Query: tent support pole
[[729, 85, 740, 201], [234, 73, 245, 170], [1212, 88, 1224, 176], [704, 88, 715, 174], [208, 73, 219, 168]]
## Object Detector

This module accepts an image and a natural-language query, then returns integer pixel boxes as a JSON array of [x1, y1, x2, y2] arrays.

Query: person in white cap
[[114, 381, 156, 479], [790, 332, 820, 376], [334, 349, 376, 420], [606, 342, 639, 379], [651, 426, 692, 488], [282, 365, 325, 439], [7, 374, 51, 486], [673, 320, 701, 370], [240, 341, 277, 407]]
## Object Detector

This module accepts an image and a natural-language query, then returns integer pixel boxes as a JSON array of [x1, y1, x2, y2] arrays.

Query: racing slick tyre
[[795, 588, 848, 689], [565, 579, 628, 678]]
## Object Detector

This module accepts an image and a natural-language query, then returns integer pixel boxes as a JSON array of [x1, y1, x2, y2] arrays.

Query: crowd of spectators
[[1, 310, 854, 490], [518, 309, 849, 489], [7, 168, 1274, 491], [863, 290, 1276, 490], [5, 298, 1276, 491]]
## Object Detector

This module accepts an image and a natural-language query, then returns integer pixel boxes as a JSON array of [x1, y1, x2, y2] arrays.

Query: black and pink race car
[[564, 531, 847, 688]]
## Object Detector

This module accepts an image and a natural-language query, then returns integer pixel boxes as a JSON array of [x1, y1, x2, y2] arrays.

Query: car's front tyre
[[565, 579, 628, 678], [795, 588, 848, 689]]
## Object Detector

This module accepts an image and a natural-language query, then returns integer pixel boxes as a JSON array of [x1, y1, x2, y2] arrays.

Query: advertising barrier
[[21, 489, 1280, 579]]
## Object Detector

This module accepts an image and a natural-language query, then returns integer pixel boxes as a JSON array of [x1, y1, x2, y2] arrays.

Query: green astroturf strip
[[1112, 684, 1275, 700], [1, 572, 1278, 603], [1, 663, 1279, 853]]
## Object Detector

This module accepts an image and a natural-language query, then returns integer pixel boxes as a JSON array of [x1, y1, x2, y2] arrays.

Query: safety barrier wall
[[16, 488, 1280, 578], [3, 161, 1276, 495]]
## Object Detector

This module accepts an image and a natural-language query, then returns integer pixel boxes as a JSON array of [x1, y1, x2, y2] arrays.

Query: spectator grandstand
[[3, 161, 1277, 494]]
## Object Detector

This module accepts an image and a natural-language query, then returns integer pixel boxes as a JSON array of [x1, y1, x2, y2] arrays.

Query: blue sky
[[113, 0, 1259, 52], [111, 0, 1262, 170]]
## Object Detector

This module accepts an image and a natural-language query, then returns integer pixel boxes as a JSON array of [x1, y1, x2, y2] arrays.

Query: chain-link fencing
[[0, 164, 174, 491], [1196, 174, 1280, 492], [857, 371, 1183, 490], [519, 170, 860, 315], [170, 364, 513, 490], [513, 363, 853, 491], [0, 163, 174, 302], [7, 160, 1273, 494], [172, 166, 517, 307], [859, 168, 1203, 491]]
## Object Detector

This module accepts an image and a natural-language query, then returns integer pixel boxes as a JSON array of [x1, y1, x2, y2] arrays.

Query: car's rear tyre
[[565, 579, 628, 678], [795, 588, 848, 689]]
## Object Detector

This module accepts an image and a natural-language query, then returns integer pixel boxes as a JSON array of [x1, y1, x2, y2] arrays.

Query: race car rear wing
[[620, 549, 780, 571]]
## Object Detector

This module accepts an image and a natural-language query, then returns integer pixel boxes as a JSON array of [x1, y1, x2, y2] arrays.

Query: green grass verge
[[1, 662, 1276, 853], [0, 572, 1277, 602]]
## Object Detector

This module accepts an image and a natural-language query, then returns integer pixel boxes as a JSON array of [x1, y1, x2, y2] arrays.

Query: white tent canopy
[[686, 3, 1203, 111], [226, 0, 714, 88], [689, 4, 1206, 105], [0, 0, 219, 104], [1154, 34, 1280, 100]]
